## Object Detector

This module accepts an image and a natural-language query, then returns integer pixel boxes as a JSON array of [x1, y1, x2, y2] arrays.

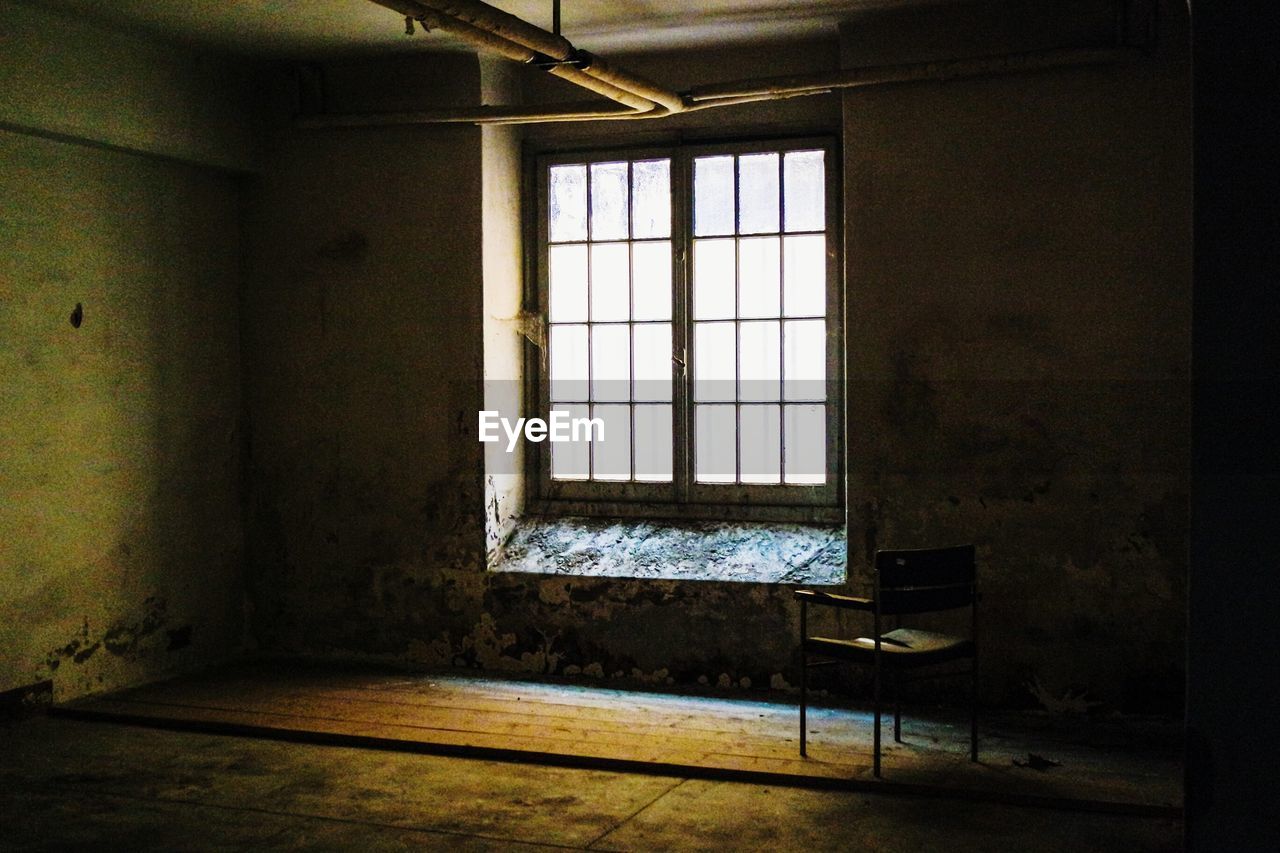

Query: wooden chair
[[795, 545, 979, 777]]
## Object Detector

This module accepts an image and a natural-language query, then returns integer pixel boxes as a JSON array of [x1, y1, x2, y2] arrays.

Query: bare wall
[[840, 0, 1191, 710], [241, 54, 491, 654], [0, 136, 244, 700], [0, 3, 252, 701]]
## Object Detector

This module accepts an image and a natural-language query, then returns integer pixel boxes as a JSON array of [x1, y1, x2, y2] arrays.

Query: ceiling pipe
[[301, 0, 1148, 128], [368, 0, 662, 114], [684, 45, 1143, 104], [408, 0, 686, 114], [295, 89, 824, 130]]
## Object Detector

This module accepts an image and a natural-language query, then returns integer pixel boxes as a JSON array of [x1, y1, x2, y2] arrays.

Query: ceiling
[[30, 0, 960, 58]]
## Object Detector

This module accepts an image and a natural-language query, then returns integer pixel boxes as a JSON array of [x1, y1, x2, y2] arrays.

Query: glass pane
[[591, 324, 630, 402], [783, 235, 825, 318], [694, 155, 734, 236], [592, 403, 631, 481], [695, 404, 736, 483], [549, 164, 587, 242], [590, 242, 630, 322], [549, 324, 588, 401], [632, 159, 671, 239], [739, 321, 780, 402], [548, 244, 587, 323], [694, 321, 736, 403], [738, 153, 780, 235], [785, 404, 826, 484], [634, 404, 673, 482], [784, 150, 825, 233], [591, 161, 629, 240], [550, 403, 591, 480], [632, 241, 671, 321], [633, 323, 672, 402], [739, 236, 780, 319], [740, 404, 782, 484], [784, 319, 826, 401], [693, 238, 735, 321]]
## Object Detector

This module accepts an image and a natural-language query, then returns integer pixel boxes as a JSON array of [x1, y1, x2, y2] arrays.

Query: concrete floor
[[1, 717, 1181, 851]]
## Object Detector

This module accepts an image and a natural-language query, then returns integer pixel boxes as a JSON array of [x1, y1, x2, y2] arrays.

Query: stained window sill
[[489, 515, 846, 584]]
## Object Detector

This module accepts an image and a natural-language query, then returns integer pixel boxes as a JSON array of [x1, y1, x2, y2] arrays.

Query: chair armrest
[[794, 589, 876, 611]]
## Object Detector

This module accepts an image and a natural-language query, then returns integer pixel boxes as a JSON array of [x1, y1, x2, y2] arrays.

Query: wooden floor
[[55, 661, 1182, 816]]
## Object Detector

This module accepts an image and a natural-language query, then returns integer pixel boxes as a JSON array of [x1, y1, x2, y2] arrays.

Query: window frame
[[526, 135, 844, 523]]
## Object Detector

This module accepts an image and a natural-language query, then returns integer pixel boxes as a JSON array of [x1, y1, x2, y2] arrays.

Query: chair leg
[[970, 658, 979, 763], [873, 659, 882, 777], [893, 669, 902, 743], [800, 650, 808, 757]]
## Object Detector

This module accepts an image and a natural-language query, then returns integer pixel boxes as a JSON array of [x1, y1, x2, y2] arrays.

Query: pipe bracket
[[529, 49, 592, 71]]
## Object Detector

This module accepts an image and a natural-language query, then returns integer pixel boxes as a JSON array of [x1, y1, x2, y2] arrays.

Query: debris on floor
[[1013, 753, 1063, 771]]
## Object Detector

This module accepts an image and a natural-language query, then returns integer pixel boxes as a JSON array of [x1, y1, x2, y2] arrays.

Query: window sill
[[489, 515, 846, 584]]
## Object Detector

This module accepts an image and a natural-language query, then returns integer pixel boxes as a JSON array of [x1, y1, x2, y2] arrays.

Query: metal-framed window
[[529, 136, 842, 522]]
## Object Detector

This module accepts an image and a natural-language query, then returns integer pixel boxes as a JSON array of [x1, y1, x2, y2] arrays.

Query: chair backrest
[[874, 545, 976, 615]]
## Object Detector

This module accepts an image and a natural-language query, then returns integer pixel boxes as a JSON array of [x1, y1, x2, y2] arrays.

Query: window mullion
[[673, 149, 693, 503], [585, 165, 595, 482]]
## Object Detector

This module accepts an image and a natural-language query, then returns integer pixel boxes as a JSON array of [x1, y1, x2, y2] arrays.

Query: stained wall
[[841, 0, 1191, 709], [0, 1, 252, 700]]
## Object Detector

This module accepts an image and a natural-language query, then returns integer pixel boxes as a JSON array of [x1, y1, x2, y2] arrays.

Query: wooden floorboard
[[55, 661, 1182, 817]]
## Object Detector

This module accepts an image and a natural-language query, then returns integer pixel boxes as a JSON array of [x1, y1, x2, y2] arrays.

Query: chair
[[795, 545, 979, 777]]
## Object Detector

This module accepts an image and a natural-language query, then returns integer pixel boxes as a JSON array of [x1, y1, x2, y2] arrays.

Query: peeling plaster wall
[[242, 43, 845, 694], [839, 0, 1190, 711], [0, 7, 248, 698], [480, 56, 526, 560], [242, 54, 491, 655]]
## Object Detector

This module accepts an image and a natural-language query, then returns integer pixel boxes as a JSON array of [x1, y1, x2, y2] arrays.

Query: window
[[531, 138, 842, 521]]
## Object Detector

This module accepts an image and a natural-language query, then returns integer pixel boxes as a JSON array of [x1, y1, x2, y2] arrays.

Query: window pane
[[694, 321, 736, 402], [633, 323, 672, 402], [548, 244, 587, 323], [632, 159, 670, 239], [550, 324, 588, 401], [785, 404, 826, 484], [634, 404, 673, 482], [739, 236, 780, 319], [591, 161, 629, 241], [590, 242, 630, 322], [632, 241, 671, 321], [784, 319, 826, 401], [783, 235, 825, 318], [695, 404, 736, 483], [592, 403, 631, 481], [740, 404, 782, 484], [784, 150, 825, 233], [694, 155, 734, 236], [591, 324, 630, 402], [549, 164, 587, 242], [739, 321, 780, 402], [738, 153, 780, 235], [551, 403, 591, 480], [693, 238, 735, 321]]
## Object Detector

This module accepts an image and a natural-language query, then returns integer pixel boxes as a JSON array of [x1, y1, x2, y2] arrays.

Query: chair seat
[[804, 628, 974, 667]]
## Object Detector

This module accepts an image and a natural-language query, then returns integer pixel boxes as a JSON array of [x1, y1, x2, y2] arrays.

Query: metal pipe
[[368, 0, 661, 113], [684, 45, 1142, 103], [410, 0, 686, 113], [417, 0, 576, 61], [297, 89, 817, 130], [320, 0, 1146, 128], [296, 100, 640, 129]]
